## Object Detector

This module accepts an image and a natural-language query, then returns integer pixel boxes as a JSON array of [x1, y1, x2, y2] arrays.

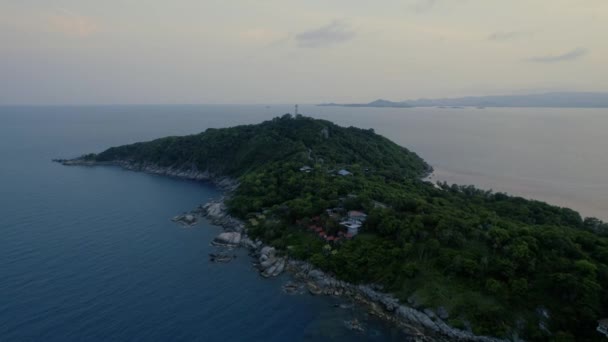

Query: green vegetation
[[87, 115, 608, 341]]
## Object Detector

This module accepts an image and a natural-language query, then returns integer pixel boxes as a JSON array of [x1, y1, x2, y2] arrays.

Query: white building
[[348, 210, 367, 222], [340, 220, 362, 235], [339, 211, 367, 236]]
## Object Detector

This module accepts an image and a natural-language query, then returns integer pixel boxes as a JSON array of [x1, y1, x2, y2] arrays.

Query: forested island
[[62, 115, 607, 341]]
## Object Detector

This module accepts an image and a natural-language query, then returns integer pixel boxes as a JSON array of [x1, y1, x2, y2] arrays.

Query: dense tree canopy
[[87, 115, 608, 341]]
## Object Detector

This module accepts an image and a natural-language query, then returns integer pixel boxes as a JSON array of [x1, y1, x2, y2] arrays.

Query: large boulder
[[260, 256, 277, 269], [212, 232, 241, 246], [240, 236, 256, 249], [205, 202, 226, 219], [260, 246, 276, 258]]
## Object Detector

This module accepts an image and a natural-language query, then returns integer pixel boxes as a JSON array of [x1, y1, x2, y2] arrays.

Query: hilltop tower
[[295, 104, 299, 116]]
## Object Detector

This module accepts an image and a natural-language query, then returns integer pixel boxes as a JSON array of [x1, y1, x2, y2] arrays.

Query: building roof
[[348, 210, 367, 217], [337, 169, 352, 176], [340, 220, 362, 229]]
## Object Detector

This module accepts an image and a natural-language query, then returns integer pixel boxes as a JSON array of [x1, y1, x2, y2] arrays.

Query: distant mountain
[[319, 99, 411, 108], [319, 92, 608, 108]]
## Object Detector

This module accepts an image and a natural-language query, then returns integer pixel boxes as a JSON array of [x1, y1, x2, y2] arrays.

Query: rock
[[380, 295, 400, 312], [423, 308, 436, 319], [271, 258, 286, 276], [239, 237, 256, 249], [256, 246, 285, 277], [209, 253, 234, 263], [344, 318, 364, 332], [212, 232, 241, 246], [280, 261, 509, 342], [171, 213, 198, 226], [260, 257, 277, 271], [307, 269, 325, 280], [307, 282, 322, 295], [282, 281, 302, 294], [205, 202, 225, 219], [260, 246, 276, 258], [200, 198, 245, 231]]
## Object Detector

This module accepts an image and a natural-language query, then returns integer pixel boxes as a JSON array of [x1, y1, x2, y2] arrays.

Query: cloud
[[48, 10, 98, 37], [488, 30, 533, 42], [527, 48, 588, 63], [295, 21, 355, 48]]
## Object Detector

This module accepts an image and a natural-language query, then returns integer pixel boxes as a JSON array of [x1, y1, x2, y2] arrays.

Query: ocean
[[0, 105, 410, 341], [1, 104, 606, 341]]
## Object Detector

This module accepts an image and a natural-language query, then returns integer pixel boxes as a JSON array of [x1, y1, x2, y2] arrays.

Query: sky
[[0, 0, 607, 105]]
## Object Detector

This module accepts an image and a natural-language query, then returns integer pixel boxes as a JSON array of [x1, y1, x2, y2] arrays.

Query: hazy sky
[[1, 0, 607, 104]]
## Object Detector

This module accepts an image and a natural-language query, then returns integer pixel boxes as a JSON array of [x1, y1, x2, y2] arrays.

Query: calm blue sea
[[0, 106, 410, 341], [1, 104, 607, 341]]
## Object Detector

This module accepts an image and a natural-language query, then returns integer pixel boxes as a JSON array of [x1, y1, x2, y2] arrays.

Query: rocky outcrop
[[255, 246, 286, 278], [171, 213, 198, 226], [286, 260, 507, 342], [200, 199, 244, 232], [55, 158, 239, 192], [196, 198, 286, 277], [212, 232, 241, 247], [209, 253, 235, 263]]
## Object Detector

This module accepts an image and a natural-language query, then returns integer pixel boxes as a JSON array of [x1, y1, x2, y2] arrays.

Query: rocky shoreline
[[55, 158, 506, 342], [53, 158, 240, 192], [199, 198, 506, 342]]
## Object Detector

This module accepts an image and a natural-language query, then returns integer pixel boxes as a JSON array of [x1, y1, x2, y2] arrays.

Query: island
[[319, 92, 608, 108], [57, 114, 608, 341]]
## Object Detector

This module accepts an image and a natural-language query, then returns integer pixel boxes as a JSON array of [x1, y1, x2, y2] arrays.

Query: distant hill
[[319, 92, 608, 108], [87, 114, 430, 179], [319, 99, 412, 108]]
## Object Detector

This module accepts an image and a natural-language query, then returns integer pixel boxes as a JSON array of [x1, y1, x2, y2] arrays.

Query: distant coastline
[[319, 92, 608, 108]]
